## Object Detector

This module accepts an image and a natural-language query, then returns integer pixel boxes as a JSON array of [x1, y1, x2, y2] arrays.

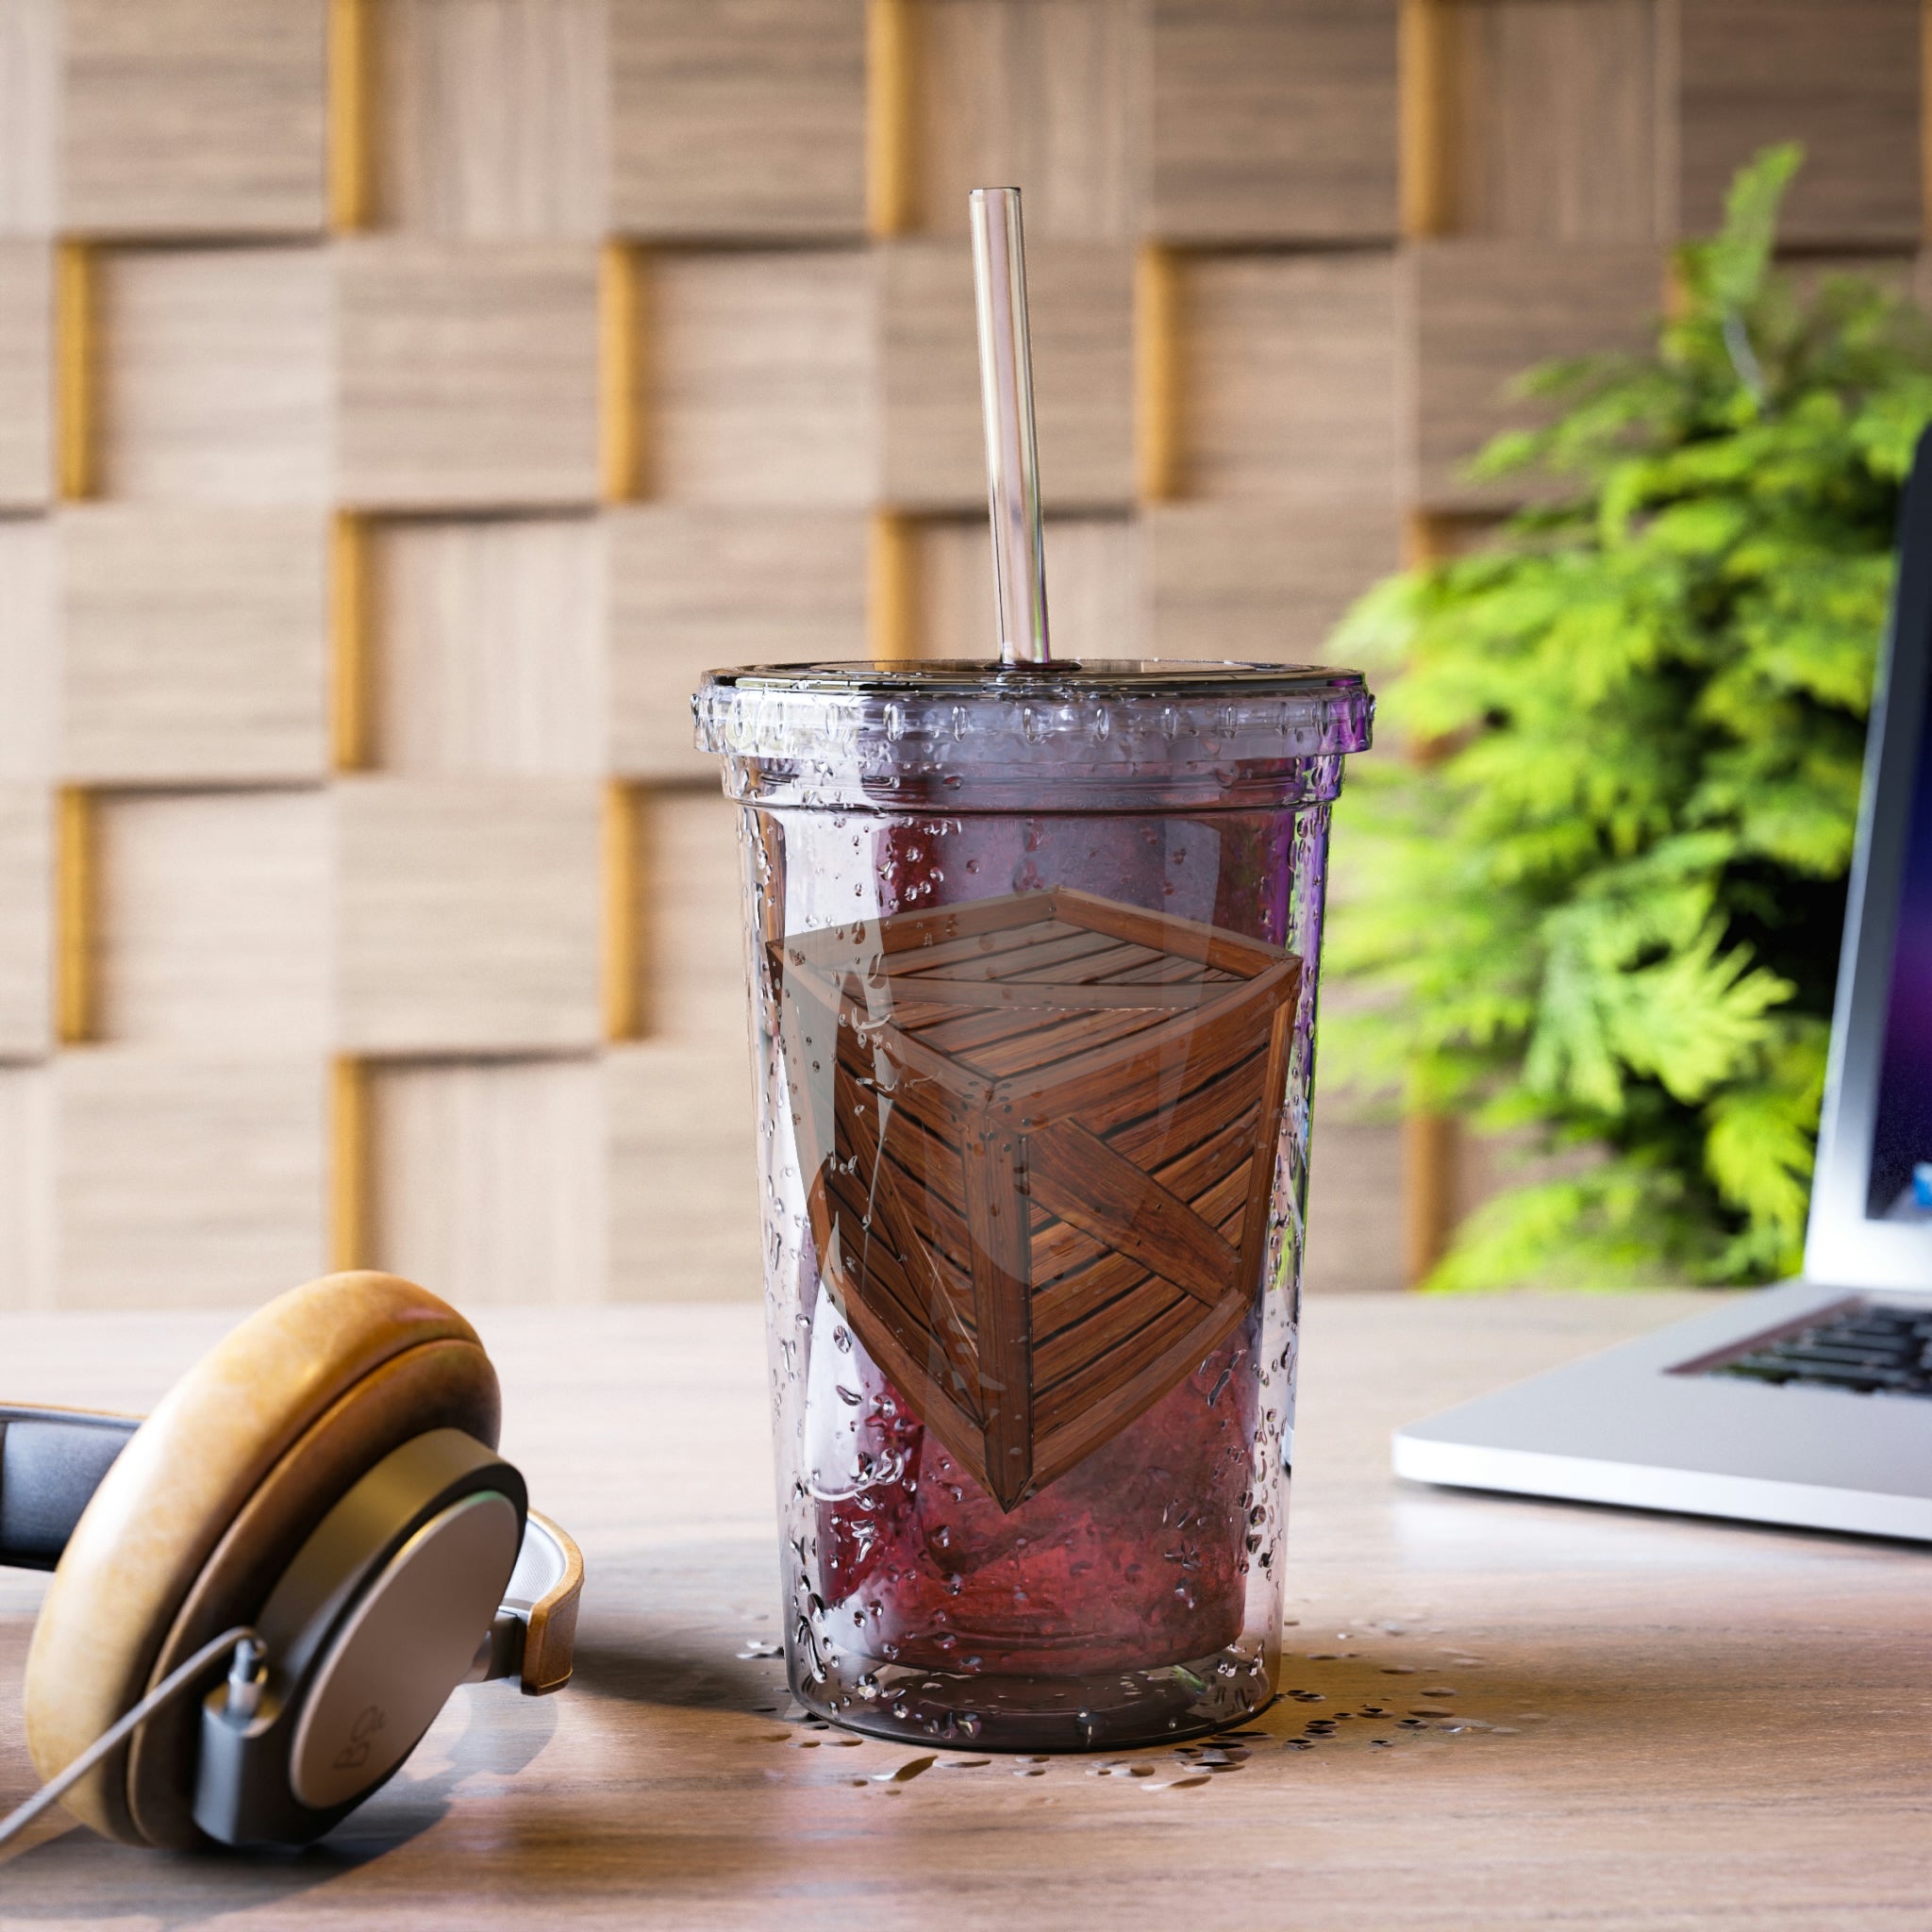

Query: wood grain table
[[1, 1291, 1926, 1930]]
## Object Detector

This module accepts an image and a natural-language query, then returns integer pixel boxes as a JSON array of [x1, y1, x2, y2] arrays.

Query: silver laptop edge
[[1391, 427, 1932, 1542]]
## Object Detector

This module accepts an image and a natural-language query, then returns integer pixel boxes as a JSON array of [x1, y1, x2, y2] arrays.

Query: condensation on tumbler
[[698, 661, 1371, 1752]]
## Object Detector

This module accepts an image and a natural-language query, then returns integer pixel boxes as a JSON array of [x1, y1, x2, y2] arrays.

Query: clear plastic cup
[[695, 659, 1372, 1750]]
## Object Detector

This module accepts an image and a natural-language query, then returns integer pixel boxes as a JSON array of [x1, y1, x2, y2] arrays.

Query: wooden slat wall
[[0, 0, 1919, 1307]]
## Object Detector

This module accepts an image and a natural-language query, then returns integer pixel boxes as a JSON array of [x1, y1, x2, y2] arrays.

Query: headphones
[[1, 1271, 582, 1852]]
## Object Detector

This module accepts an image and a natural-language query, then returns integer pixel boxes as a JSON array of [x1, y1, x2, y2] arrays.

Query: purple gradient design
[[1868, 685, 1932, 1219]]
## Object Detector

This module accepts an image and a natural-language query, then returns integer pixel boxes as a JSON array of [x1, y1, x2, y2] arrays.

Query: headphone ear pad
[[24, 1272, 500, 1850]]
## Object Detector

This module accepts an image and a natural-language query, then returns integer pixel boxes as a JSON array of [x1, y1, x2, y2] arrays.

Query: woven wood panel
[[0, 0, 1918, 1307]]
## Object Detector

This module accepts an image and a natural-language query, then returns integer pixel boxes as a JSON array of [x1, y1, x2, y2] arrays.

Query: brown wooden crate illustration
[[775, 888, 1300, 1510]]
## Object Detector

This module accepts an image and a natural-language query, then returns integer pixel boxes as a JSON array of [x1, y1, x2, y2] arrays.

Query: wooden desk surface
[[1, 1291, 1926, 1929]]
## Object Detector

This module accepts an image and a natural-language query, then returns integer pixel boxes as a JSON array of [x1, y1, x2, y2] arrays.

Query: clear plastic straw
[[969, 187, 1051, 665]]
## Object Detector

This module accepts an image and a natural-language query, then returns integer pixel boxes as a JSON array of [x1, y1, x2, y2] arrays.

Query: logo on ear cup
[[332, 1705, 387, 1773]]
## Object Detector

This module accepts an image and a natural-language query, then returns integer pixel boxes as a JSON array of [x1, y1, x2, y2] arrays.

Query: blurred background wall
[[0, 0, 1922, 1309]]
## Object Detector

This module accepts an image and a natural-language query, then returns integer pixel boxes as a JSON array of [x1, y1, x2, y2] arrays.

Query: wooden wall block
[[0, 515, 55, 780], [650, 250, 875, 507], [1675, 0, 1922, 247], [95, 246, 332, 504], [911, 0, 1143, 242], [1150, 0, 1399, 242], [59, 507, 329, 783], [0, 786, 51, 1058], [1441, 0, 1660, 243], [1146, 503, 1401, 661], [0, 240, 51, 506], [0, 0, 58, 236], [606, 1040, 761, 1300], [60, 0, 327, 236], [93, 790, 332, 1049], [54, 1049, 327, 1307], [370, 1056, 608, 1303], [880, 239, 1133, 509], [337, 240, 601, 509], [608, 0, 866, 239], [608, 508, 866, 779], [372, 513, 605, 775], [915, 513, 1142, 660], [641, 788, 747, 1044], [335, 776, 602, 1053], [372, 0, 608, 238], [1404, 242, 1657, 509], [1179, 252, 1399, 508], [0, 1066, 53, 1307], [1302, 1110, 1404, 1293]]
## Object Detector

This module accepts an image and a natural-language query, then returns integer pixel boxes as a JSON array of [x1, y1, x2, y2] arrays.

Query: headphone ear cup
[[24, 1272, 499, 1850]]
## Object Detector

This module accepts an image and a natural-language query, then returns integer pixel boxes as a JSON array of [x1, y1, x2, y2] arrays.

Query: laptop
[[1391, 428, 1932, 1543]]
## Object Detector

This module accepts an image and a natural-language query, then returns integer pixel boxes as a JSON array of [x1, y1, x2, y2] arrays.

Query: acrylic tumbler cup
[[695, 659, 1373, 1750]]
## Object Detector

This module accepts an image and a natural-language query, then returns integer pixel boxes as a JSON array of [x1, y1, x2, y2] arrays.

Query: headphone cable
[[0, 1625, 262, 1854]]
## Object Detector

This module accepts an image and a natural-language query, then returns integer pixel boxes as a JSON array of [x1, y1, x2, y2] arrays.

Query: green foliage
[[1326, 147, 1932, 1289]]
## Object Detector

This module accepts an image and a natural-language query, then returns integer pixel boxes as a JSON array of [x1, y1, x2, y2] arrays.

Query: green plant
[[1326, 147, 1932, 1289]]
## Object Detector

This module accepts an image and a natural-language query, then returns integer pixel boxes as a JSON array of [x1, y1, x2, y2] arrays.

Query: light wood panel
[[1302, 1109, 1406, 1293], [1438, 0, 1661, 244], [0, 1065, 53, 1307], [608, 507, 868, 780], [606, 1038, 761, 1299], [915, 513, 1142, 660], [608, 0, 868, 240], [371, 512, 606, 775], [58, 0, 328, 236], [0, 514, 56, 780], [0, 785, 52, 1058], [0, 0, 57, 236], [879, 237, 1134, 509], [1146, 503, 1403, 662], [598, 791, 757, 1291], [637, 788, 749, 1046], [336, 239, 602, 508], [93, 245, 334, 504], [58, 506, 331, 782], [371, 0, 608, 238], [0, 239, 52, 505], [370, 1054, 608, 1302], [52, 1050, 327, 1307], [1149, 0, 1401, 241], [334, 776, 603, 1053], [1403, 240, 1659, 509], [648, 248, 876, 506], [909, 0, 1142, 242], [1179, 251, 1402, 508], [92, 789, 333, 1049], [1674, 0, 1923, 246]]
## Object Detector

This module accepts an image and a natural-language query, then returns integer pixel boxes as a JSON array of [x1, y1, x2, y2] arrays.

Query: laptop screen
[[1868, 623, 1932, 1221], [1807, 425, 1932, 1284]]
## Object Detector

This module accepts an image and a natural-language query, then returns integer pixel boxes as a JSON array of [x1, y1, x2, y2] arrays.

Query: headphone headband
[[0, 1407, 139, 1573]]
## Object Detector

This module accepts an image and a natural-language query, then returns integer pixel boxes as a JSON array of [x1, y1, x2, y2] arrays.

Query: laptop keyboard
[[1713, 1302, 1932, 1397]]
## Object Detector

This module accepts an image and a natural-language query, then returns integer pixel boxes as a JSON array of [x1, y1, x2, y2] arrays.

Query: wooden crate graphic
[[776, 888, 1301, 1510]]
